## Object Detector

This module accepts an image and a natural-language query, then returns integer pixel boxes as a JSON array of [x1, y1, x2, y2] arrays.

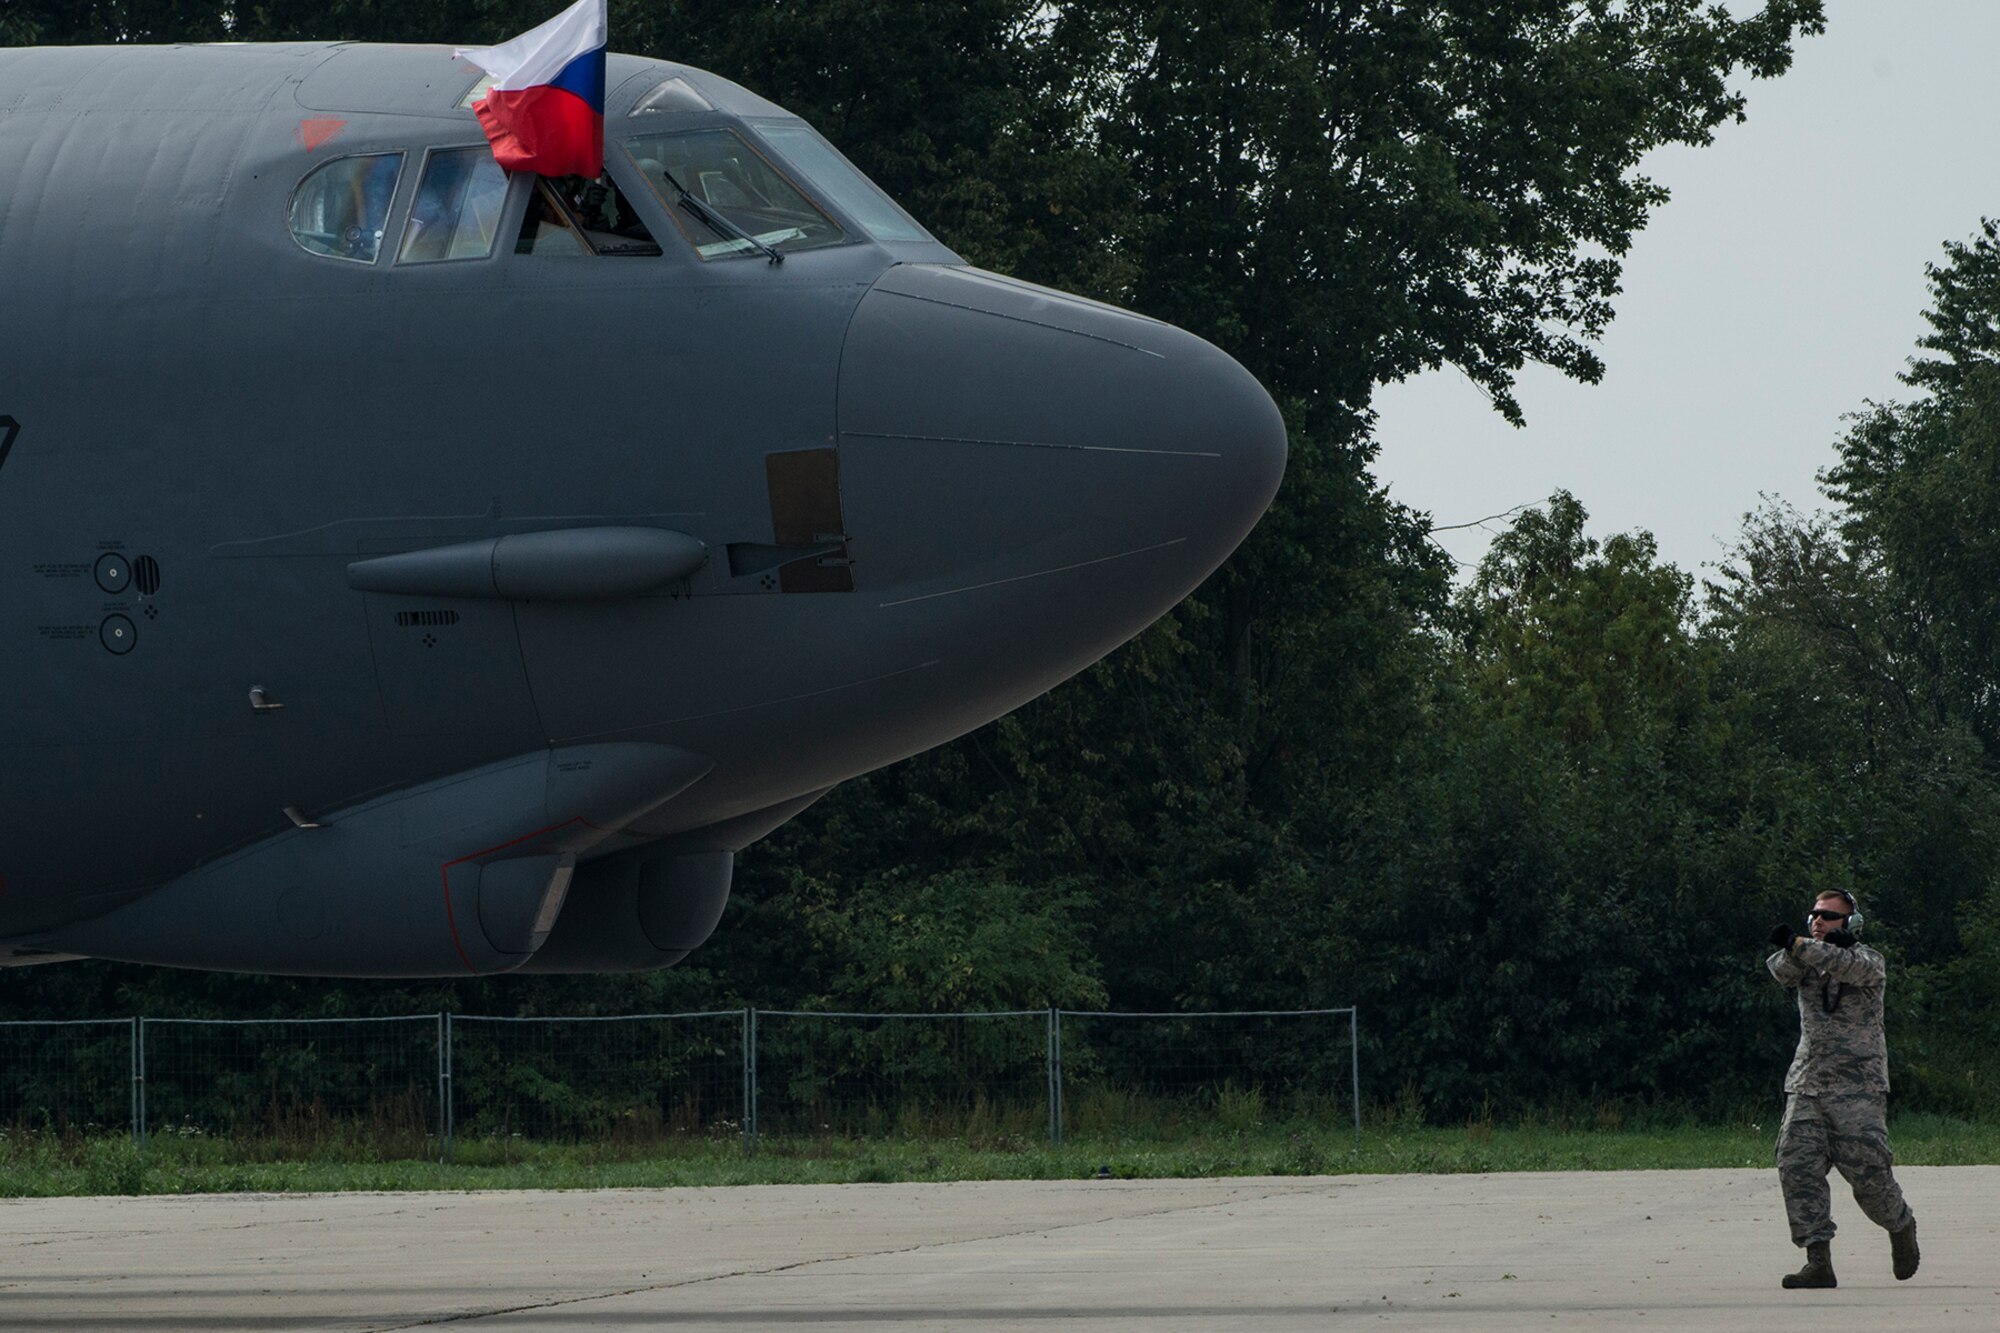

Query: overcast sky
[[1369, 0, 1996, 580]]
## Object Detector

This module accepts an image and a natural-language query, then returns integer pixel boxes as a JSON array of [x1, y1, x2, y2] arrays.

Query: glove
[[1826, 928, 1857, 948], [1768, 922, 1798, 950]]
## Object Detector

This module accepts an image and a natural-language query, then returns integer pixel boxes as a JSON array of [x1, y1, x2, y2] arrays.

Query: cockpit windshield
[[626, 128, 844, 259], [756, 124, 932, 244]]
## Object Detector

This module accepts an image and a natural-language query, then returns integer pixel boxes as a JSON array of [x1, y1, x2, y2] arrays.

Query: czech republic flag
[[455, 0, 606, 178]]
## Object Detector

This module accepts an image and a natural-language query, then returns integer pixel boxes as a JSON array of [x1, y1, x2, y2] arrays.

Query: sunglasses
[[1806, 909, 1850, 922]]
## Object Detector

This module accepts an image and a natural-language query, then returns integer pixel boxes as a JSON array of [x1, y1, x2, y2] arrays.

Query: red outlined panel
[[437, 817, 591, 972]]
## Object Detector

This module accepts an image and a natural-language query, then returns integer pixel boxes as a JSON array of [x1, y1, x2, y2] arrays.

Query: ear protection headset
[[1808, 888, 1863, 935]]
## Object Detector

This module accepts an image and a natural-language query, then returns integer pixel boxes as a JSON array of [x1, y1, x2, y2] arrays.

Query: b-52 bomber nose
[[837, 264, 1287, 724], [0, 42, 1294, 980]]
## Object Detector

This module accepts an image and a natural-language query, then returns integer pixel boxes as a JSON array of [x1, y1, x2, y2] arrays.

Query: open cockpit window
[[515, 181, 592, 258], [287, 153, 403, 263], [627, 129, 844, 260], [399, 147, 511, 263], [514, 173, 662, 257]]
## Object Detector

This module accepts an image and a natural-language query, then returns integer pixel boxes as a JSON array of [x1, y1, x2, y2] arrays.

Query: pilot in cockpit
[[559, 174, 658, 246], [515, 172, 661, 257]]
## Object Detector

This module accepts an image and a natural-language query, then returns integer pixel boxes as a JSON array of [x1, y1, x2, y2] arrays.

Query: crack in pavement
[[372, 1182, 1337, 1330]]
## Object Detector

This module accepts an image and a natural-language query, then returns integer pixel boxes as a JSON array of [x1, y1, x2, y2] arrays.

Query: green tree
[[1719, 223, 2000, 962], [1338, 494, 1797, 1116], [0, 11, 40, 45], [1823, 379, 2000, 753], [1462, 491, 1702, 744], [1090, 0, 1825, 433], [1703, 221, 2000, 1109], [819, 870, 1105, 1012]]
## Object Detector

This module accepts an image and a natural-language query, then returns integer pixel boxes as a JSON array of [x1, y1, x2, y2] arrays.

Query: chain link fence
[[0, 1008, 1357, 1157], [448, 1011, 747, 1145], [1057, 1010, 1360, 1144], [751, 1010, 1053, 1143], [0, 1018, 135, 1138], [139, 1016, 442, 1153]]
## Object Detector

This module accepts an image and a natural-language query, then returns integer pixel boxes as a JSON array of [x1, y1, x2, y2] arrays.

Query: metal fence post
[[744, 1006, 758, 1151], [1349, 1007, 1361, 1151], [438, 1012, 453, 1165], [1048, 1008, 1064, 1144], [128, 1016, 140, 1149], [135, 1015, 147, 1148], [1051, 1009, 1065, 1146]]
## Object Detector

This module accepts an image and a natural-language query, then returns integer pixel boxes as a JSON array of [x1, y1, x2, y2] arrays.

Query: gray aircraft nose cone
[[839, 264, 1285, 599], [837, 264, 1287, 721]]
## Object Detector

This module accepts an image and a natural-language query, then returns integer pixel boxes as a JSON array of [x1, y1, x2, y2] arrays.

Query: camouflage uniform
[[1768, 938, 1915, 1247]]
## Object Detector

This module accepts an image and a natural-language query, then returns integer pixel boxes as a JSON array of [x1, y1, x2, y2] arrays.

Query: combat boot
[[1891, 1219, 1919, 1280], [1781, 1240, 1837, 1289]]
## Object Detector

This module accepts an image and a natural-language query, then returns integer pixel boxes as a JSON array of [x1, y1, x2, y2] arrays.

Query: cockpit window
[[516, 181, 593, 258], [288, 153, 403, 263], [459, 73, 498, 108], [514, 174, 662, 258], [627, 129, 844, 259], [628, 77, 713, 115], [399, 147, 511, 264], [757, 124, 932, 243]]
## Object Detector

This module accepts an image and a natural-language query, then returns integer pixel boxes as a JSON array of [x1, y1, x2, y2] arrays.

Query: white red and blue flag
[[454, 0, 607, 178]]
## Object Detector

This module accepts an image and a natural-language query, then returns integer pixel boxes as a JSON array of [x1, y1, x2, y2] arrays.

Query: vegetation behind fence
[[0, 1008, 1357, 1158]]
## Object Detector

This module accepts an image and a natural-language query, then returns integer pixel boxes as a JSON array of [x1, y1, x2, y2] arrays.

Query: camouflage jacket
[[1767, 939, 1889, 1093]]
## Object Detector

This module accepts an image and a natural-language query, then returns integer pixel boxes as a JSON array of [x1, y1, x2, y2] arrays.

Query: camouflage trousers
[[1776, 1089, 1914, 1247]]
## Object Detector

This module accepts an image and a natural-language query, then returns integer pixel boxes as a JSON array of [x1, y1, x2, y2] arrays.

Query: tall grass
[[5, 1094, 1997, 1198]]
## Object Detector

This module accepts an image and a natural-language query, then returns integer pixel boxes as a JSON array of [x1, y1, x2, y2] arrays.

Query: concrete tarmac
[[1, 1168, 1995, 1330]]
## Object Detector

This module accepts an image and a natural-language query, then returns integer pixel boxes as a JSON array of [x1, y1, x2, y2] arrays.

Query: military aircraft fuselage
[[0, 43, 1285, 976]]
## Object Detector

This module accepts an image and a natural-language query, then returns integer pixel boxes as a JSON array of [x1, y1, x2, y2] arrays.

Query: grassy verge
[[6, 1112, 2000, 1197]]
